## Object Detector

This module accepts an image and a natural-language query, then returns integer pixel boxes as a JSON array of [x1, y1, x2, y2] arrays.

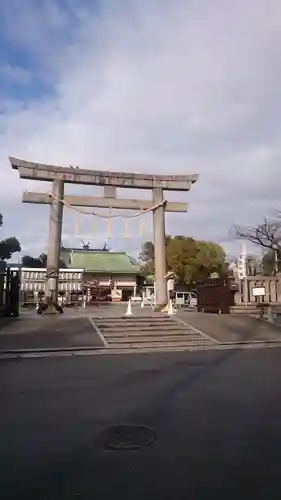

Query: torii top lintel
[[10, 157, 198, 192]]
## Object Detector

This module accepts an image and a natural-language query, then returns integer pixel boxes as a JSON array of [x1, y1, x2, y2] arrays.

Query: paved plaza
[[1, 305, 281, 355]]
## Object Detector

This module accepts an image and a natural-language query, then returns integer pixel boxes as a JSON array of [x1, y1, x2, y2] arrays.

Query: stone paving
[[1, 305, 281, 356], [0, 313, 104, 351], [2, 348, 281, 499], [177, 310, 281, 343]]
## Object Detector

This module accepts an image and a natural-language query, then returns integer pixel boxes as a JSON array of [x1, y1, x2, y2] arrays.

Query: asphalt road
[[2, 348, 281, 499]]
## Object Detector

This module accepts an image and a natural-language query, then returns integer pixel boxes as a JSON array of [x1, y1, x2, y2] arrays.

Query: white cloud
[[1, 0, 281, 257], [0, 64, 30, 85]]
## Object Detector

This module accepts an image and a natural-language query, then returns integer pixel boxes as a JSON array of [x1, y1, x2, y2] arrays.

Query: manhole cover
[[100, 425, 156, 450]]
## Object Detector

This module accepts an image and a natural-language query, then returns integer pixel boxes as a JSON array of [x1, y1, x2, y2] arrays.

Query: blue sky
[[1, 0, 281, 260], [0, 0, 102, 107]]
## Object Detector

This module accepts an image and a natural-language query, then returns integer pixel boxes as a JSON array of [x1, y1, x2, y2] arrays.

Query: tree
[[192, 240, 227, 282], [262, 249, 279, 275], [0, 213, 21, 260], [22, 253, 67, 268], [139, 241, 154, 273], [139, 236, 226, 284], [235, 218, 281, 272], [166, 236, 198, 283], [235, 218, 281, 251]]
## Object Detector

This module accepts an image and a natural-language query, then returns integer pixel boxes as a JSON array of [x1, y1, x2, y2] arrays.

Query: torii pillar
[[45, 180, 64, 313], [153, 187, 167, 308]]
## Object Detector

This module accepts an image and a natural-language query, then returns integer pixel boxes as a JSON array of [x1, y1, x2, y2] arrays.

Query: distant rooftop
[[61, 247, 109, 253]]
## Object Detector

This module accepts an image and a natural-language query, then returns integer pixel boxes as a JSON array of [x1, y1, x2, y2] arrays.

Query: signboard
[[252, 286, 265, 297], [111, 289, 122, 301]]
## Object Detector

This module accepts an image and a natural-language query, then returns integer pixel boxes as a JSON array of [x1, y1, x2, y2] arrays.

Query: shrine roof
[[62, 250, 141, 274]]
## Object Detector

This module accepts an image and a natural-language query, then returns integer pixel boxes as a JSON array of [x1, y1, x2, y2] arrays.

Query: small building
[[61, 247, 141, 301], [10, 247, 142, 305]]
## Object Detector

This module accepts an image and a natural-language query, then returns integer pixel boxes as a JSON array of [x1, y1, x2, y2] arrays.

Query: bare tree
[[234, 218, 281, 274], [235, 218, 281, 251]]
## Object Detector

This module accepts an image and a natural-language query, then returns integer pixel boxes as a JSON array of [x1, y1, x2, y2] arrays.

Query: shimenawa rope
[[48, 192, 166, 219]]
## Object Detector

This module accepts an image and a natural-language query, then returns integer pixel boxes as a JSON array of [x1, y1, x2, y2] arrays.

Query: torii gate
[[10, 157, 198, 313]]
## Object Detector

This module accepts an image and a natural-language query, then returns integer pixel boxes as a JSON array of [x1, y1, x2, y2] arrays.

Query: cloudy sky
[[1, 0, 281, 260]]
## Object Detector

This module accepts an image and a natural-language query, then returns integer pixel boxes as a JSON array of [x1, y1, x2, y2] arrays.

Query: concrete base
[[40, 302, 63, 315], [43, 305, 59, 315], [154, 304, 168, 312]]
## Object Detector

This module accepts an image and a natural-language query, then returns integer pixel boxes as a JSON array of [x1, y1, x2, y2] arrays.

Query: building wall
[[15, 268, 84, 295], [15, 267, 137, 301], [83, 272, 137, 289], [11, 266, 138, 304]]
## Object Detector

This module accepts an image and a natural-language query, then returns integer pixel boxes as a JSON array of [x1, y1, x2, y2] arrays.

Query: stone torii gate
[[10, 157, 198, 312]]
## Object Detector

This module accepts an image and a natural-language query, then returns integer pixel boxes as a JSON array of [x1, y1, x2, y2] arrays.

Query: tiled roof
[[64, 251, 140, 274]]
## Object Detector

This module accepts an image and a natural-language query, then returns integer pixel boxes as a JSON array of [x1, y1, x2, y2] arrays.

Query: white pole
[[242, 243, 249, 304]]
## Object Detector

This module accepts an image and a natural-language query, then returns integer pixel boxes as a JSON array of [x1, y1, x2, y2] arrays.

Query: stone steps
[[105, 336, 207, 344], [96, 318, 176, 324], [94, 316, 214, 351], [98, 325, 189, 332], [108, 341, 213, 349], [230, 305, 266, 316], [104, 330, 201, 338]]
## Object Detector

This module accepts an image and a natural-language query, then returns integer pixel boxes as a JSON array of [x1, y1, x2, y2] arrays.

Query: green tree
[[191, 240, 227, 282], [0, 213, 21, 260], [166, 236, 198, 283], [140, 237, 173, 274], [139, 241, 154, 273], [139, 236, 226, 284], [22, 253, 67, 268]]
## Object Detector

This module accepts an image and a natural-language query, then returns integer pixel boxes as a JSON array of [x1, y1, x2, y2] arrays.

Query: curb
[[1, 339, 281, 360], [0, 345, 103, 356]]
